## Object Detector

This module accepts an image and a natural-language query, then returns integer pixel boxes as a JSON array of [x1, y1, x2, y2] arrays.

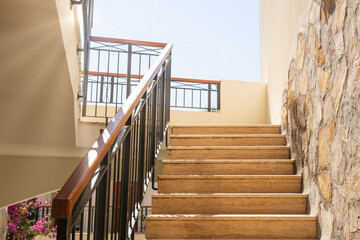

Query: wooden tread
[[147, 124, 316, 239], [167, 146, 290, 159], [152, 193, 307, 214], [158, 175, 302, 193], [170, 125, 281, 135], [169, 134, 286, 146], [162, 159, 294, 175], [145, 214, 317, 239]]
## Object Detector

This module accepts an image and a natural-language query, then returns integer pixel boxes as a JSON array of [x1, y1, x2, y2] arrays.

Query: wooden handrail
[[85, 71, 221, 85], [90, 36, 167, 48], [52, 43, 173, 219], [86, 71, 142, 79], [171, 77, 221, 85]]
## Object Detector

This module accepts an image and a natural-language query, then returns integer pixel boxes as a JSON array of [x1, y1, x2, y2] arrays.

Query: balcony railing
[[80, 37, 220, 119], [52, 40, 173, 240], [82, 71, 220, 118], [81, 36, 166, 119], [171, 78, 220, 112]]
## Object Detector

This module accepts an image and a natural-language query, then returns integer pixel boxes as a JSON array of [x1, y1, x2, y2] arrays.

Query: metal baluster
[[106, 159, 112, 240], [217, 84, 220, 110], [79, 212, 84, 240], [199, 90, 202, 109], [100, 75, 104, 103], [94, 153, 110, 239], [115, 147, 122, 239], [137, 93, 147, 210], [115, 52, 120, 114], [140, 208, 144, 233], [151, 80, 158, 190], [208, 83, 211, 112], [110, 149, 117, 240], [95, 50, 101, 117], [87, 197, 92, 240], [175, 88, 177, 107], [127, 44, 132, 97], [119, 119, 132, 240], [71, 226, 75, 240], [129, 119, 137, 234], [191, 89, 194, 108], [139, 54, 142, 82], [56, 217, 72, 239]]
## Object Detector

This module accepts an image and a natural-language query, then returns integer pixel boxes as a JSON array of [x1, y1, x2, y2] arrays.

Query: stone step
[[152, 193, 307, 214], [162, 159, 294, 175], [167, 146, 290, 159], [170, 124, 281, 135], [145, 214, 317, 239], [157, 175, 302, 193], [169, 134, 286, 146]]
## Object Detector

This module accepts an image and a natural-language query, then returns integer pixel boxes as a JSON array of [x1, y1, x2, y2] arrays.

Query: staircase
[[145, 125, 317, 239]]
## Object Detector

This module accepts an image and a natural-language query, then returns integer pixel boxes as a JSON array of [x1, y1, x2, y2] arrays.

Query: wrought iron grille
[[80, 37, 221, 119], [170, 80, 220, 112], [81, 37, 166, 118]]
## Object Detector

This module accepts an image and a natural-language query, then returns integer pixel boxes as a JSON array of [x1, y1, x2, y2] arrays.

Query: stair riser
[[162, 162, 293, 175], [170, 137, 286, 146], [171, 127, 281, 135], [152, 196, 307, 214], [158, 178, 301, 193], [145, 218, 316, 239], [167, 148, 290, 159]]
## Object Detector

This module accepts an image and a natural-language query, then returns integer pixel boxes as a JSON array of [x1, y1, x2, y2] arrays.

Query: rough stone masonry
[[282, 0, 360, 239]]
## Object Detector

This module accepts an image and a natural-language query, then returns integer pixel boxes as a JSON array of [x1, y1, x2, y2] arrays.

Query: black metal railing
[[81, 36, 167, 119], [36, 205, 151, 235], [170, 78, 220, 112], [135, 206, 151, 233], [37, 205, 52, 220], [72, 0, 94, 107], [82, 72, 221, 116], [52, 43, 172, 240]]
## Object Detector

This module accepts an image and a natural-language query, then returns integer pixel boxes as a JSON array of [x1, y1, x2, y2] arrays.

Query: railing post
[[100, 75, 104, 102], [165, 58, 171, 124], [208, 83, 211, 112], [217, 83, 220, 110], [137, 94, 147, 205], [81, 0, 93, 117], [158, 73, 165, 143], [94, 153, 110, 240], [56, 217, 71, 240], [127, 44, 132, 97], [119, 118, 132, 239], [110, 76, 114, 103], [151, 80, 158, 190]]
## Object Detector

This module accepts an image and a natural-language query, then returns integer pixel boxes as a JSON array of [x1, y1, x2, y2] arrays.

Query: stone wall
[[282, 0, 360, 239]]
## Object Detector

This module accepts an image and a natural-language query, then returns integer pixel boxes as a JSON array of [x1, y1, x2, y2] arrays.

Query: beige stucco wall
[[260, 0, 312, 124], [0, 0, 82, 207], [0, 154, 86, 208], [55, 1, 82, 145], [0, 0, 80, 146], [170, 80, 269, 125]]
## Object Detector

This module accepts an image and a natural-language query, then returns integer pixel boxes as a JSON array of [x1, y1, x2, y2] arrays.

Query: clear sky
[[91, 0, 260, 82]]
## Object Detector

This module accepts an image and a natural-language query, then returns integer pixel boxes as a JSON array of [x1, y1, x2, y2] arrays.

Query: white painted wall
[[260, 0, 312, 123]]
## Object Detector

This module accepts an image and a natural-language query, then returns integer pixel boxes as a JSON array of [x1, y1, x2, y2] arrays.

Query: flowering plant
[[7, 199, 57, 239]]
